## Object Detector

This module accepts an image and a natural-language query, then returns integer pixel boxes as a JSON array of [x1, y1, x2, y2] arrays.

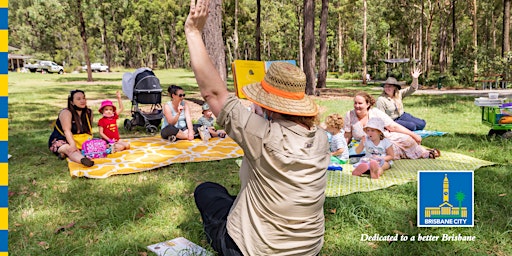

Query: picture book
[[147, 237, 213, 256]]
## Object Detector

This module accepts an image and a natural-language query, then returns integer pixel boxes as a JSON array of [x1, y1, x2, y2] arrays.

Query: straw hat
[[382, 77, 404, 90], [99, 100, 116, 113], [242, 62, 318, 116], [364, 117, 386, 134]]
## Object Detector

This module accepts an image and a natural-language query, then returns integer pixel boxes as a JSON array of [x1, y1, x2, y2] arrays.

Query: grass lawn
[[8, 70, 512, 255]]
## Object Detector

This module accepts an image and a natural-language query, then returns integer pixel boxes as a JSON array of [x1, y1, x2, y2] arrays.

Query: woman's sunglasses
[[175, 93, 186, 97]]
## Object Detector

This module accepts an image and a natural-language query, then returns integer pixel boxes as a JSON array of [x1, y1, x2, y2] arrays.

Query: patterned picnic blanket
[[325, 152, 494, 197], [68, 136, 244, 178]]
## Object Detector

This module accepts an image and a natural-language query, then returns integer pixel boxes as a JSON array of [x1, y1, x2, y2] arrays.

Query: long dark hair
[[67, 90, 92, 134]]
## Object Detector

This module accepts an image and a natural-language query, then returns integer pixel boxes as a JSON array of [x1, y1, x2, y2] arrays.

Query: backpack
[[81, 139, 112, 159]]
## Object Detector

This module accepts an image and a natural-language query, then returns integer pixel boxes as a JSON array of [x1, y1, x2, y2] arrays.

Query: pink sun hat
[[98, 100, 116, 114]]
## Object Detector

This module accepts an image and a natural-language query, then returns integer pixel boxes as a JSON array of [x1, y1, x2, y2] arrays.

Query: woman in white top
[[160, 85, 201, 141]]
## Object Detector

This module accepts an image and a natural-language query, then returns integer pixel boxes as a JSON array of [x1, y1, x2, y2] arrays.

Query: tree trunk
[[77, 0, 92, 82], [362, 0, 368, 84], [100, 4, 111, 71], [317, 0, 328, 89], [337, 3, 343, 74], [204, 0, 227, 82], [303, 0, 316, 95], [159, 26, 169, 69], [472, 0, 478, 75], [296, 5, 304, 70], [420, 0, 424, 71], [233, 0, 239, 60], [503, 0, 511, 57], [255, 0, 261, 61], [451, 0, 457, 75]]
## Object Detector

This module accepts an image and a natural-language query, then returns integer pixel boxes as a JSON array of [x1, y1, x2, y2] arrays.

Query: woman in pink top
[[344, 91, 440, 159]]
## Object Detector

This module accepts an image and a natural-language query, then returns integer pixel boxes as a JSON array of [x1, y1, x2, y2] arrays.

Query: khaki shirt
[[217, 95, 330, 256], [376, 79, 418, 120]]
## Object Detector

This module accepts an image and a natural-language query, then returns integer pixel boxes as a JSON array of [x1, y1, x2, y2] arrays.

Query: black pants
[[160, 124, 201, 140], [194, 182, 242, 256]]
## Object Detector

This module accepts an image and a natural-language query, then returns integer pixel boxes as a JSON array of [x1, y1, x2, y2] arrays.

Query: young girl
[[197, 103, 226, 141], [98, 91, 130, 152], [352, 117, 394, 179], [325, 113, 349, 165]]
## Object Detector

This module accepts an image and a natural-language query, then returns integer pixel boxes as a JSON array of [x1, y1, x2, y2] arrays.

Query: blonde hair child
[[325, 113, 349, 165]]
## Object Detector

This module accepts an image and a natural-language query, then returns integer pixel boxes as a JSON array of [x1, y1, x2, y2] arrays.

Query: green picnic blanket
[[325, 151, 494, 197]]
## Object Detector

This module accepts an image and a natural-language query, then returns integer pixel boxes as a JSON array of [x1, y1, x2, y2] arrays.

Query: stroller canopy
[[122, 67, 156, 101]]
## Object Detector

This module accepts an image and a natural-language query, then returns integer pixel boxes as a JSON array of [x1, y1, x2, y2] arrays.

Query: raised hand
[[185, 0, 211, 34], [411, 67, 422, 79]]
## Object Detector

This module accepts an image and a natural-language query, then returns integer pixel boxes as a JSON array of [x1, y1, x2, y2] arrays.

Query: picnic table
[[474, 74, 511, 90]]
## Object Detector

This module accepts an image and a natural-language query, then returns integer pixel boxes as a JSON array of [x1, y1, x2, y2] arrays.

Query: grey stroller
[[122, 68, 163, 134]]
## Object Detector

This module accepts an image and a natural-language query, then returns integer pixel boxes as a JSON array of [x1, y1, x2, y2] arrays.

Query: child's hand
[[116, 91, 121, 99]]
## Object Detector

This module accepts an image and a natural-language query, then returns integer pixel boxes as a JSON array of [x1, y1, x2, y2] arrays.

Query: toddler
[[352, 117, 394, 179], [325, 113, 349, 165], [197, 103, 226, 141], [98, 91, 130, 152]]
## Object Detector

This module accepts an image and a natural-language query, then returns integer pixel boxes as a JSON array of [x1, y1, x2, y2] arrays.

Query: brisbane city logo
[[418, 171, 474, 227]]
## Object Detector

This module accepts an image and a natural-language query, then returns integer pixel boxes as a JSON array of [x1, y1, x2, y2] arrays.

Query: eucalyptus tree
[[303, 0, 316, 95], [502, 0, 510, 57], [317, 0, 329, 89], [204, 0, 227, 81]]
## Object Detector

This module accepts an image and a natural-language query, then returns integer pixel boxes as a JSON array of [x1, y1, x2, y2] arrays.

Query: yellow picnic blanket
[[325, 152, 495, 197], [68, 136, 244, 178]]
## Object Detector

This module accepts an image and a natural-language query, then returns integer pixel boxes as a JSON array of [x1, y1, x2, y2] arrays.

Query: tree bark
[[472, 0, 478, 75], [233, 0, 239, 60], [503, 0, 510, 57], [77, 0, 92, 82], [204, 0, 226, 82], [255, 0, 261, 61], [362, 0, 368, 84], [296, 5, 304, 70], [303, 0, 316, 95], [317, 0, 328, 89]]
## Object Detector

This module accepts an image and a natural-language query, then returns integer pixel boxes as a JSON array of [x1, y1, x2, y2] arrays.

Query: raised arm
[[115, 91, 124, 115], [185, 0, 228, 117]]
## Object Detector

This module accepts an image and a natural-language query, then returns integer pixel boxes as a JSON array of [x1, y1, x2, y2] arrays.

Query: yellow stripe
[[0, 119, 6, 141], [0, 31, 6, 52], [0, 1, 7, 8], [0, 75, 6, 96], [0, 208, 6, 230], [0, 252, 7, 256], [0, 164, 6, 186]]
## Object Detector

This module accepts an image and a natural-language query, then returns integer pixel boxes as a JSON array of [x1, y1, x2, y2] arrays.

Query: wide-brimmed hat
[[364, 117, 386, 134], [99, 100, 116, 113], [202, 103, 210, 111], [242, 62, 318, 116], [382, 77, 404, 90]]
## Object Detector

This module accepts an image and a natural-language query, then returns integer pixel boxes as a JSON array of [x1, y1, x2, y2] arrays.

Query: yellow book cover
[[232, 60, 265, 99]]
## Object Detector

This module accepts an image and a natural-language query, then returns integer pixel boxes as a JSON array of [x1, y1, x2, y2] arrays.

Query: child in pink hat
[[98, 91, 130, 152], [352, 117, 394, 179]]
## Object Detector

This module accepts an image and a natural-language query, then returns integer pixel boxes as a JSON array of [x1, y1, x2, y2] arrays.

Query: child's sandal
[[428, 148, 440, 159]]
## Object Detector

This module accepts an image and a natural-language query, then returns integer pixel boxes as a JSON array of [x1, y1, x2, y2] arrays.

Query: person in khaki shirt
[[185, 1, 330, 255], [376, 68, 426, 131]]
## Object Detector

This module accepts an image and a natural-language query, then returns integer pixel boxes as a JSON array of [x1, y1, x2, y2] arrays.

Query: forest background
[[8, 0, 512, 90]]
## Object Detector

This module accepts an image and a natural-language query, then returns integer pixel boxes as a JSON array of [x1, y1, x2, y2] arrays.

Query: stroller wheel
[[124, 119, 132, 131], [146, 124, 158, 135]]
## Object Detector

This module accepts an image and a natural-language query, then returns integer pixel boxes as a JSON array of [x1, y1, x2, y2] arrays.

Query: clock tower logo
[[417, 171, 474, 227]]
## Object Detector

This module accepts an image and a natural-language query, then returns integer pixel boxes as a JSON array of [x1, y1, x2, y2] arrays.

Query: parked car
[[82, 63, 109, 72], [24, 60, 64, 74]]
